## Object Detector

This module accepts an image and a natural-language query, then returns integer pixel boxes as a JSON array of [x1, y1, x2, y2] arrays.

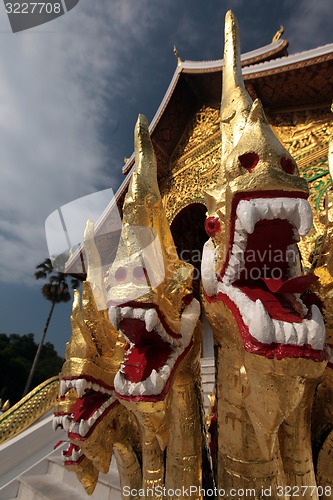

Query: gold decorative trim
[[0, 376, 59, 444]]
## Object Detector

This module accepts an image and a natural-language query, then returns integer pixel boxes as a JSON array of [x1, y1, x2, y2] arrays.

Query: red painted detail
[[120, 318, 173, 383], [237, 218, 316, 321], [262, 274, 318, 294], [205, 292, 327, 361], [115, 340, 193, 403], [71, 391, 110, 422], [68, 400, 119, 441], [218, 192, 308, 282], [239, 152, 259, 171], [183, 294, 194, 306], [205, 217, 221, 238], [115, 267, 127, 282], [281, 156, 295, 174], [63, 443, 81, 457], [64, 454, 85, 467], [54, 440, 65, 450]]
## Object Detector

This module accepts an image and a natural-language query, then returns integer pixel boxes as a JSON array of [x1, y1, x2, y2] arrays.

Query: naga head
[[107, 115, 200, 403], [202, 10, 326, 361], [54, 222, 126, 492]]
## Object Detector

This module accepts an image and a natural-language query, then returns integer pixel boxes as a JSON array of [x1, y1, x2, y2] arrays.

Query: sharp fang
[[273, 320, 285, 344], [284, 323, 298, 344], [249, 299, 273, 343], [139, 382, 147, 396], [60, 380, 67, 396], [150, 369, 165, 393], [144, 308, 159, 332], [298, 200, 313, 236], [114, 371, 123, 393], [307, 305, 326, 350], [76, 379, 86, 398], [133, 308, 145, 320], [236, 201, 257, 234], [79, 420, 89, 436], [63, 416, 71, 432], [121, 307, 132, 318], [294, 321, 308, 345]]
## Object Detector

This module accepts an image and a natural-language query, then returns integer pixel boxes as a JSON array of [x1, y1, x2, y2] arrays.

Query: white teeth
[[217, 282, 326, 351], [52, 417, 59, 431], [79, 420, 89, 436], [236, 200, 257, 234], [292, 228, 300, 242], [63, 416, 71, 432], [201, 239, 218, 296], [114, 371, 123, 393], [133, 308, 145, 320], [60, 380, 67, 396], [307, 305, 326, 350], [76, 379, 86, 398], [248, 300, 273, 343], [293, 321, 308, 345], [284, 323, 298, 344], [181, 298, 201, 346], [233, 230, 246, 246], [122, 307, 132, 318], [273, 320, 285, 344], [72, 449, 81, 462], [127, 382, 137, 396], [144, 308, 159, 332], [139, 382, 147, 395], [108, 306, 120, 329], [159, 364, 171, 380], [114, 300, 200, 398], [150, 369, 165, 392], [298, 199, 313, 236], [235, 198, 313, 238]]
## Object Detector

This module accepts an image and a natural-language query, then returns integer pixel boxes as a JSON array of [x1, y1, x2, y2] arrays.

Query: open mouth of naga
[[203, 193, 327, 360], [108, 299, 199, 401], [53, 379, 118, 442]]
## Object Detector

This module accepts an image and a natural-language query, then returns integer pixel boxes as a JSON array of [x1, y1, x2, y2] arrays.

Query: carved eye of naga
[[280, 156, 295, 174], [133, 266, 148, 281], [115, 266, 127, 282], [238, 152, 259, 171]]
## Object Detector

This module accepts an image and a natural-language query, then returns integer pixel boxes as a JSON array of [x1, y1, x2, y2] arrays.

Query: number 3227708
[[5, 3, 62, 14]]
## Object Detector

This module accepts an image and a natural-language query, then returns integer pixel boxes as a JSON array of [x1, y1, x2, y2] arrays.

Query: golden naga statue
[[52, 10, 333, 500]]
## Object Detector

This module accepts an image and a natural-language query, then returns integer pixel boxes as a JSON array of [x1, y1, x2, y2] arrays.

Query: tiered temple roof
[[66, 37, 333, 277]]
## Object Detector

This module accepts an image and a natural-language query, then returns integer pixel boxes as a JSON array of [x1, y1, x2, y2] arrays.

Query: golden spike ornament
[[107, 114, 203, 497]]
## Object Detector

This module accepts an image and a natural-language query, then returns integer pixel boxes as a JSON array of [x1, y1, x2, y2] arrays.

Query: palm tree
[[22, 257, 79, 397]]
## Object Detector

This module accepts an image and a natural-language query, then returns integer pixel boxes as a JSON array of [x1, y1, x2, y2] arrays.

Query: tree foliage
[[0, 333, 63, 405]]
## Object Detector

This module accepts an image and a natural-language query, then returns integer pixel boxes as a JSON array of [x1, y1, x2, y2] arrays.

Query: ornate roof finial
[[220, 10, 252, 164], [173, 45, 182, 66], [272, 25, 284, 42]]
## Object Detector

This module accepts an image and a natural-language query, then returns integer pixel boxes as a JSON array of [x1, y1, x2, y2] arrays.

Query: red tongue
[[71, 392, 110, 422], [262, 274, 318, 294]]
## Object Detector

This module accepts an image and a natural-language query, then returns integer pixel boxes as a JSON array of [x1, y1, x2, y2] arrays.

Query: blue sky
[[0, 0, 332, 356]]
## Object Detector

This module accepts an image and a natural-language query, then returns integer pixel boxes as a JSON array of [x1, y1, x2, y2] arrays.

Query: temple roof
[[121, 40, 333, 177], [65, 38, 333, 277]]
